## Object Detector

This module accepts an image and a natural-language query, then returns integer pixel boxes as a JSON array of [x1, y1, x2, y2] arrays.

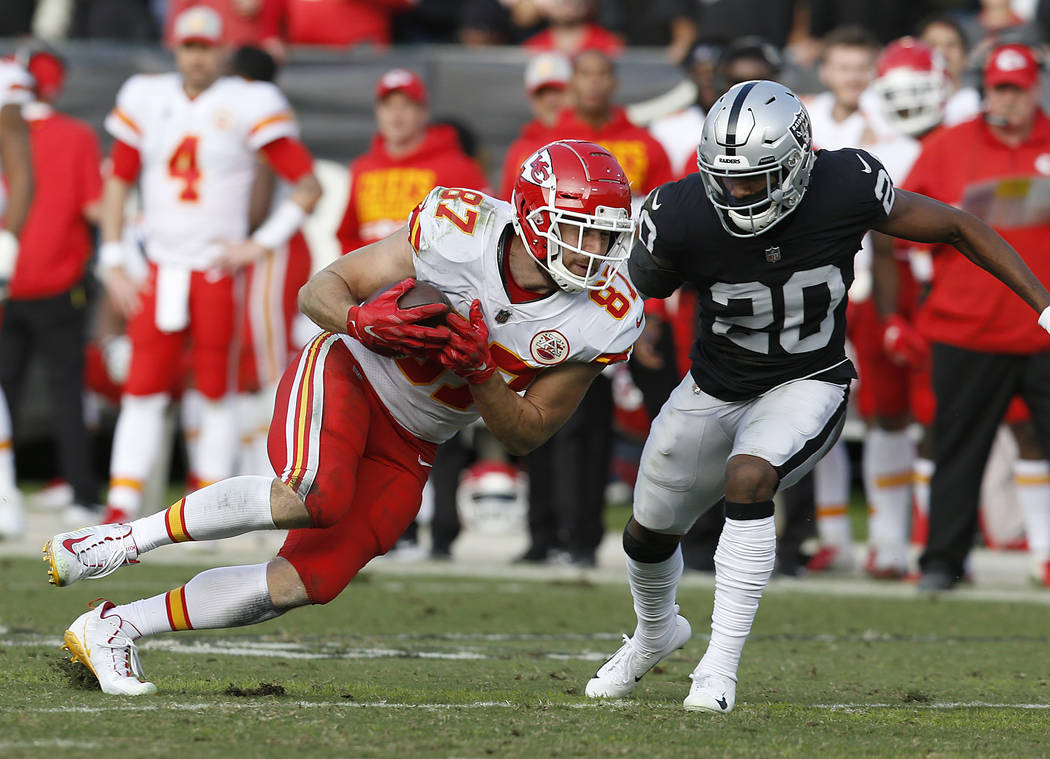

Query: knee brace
[[622, 521, 681, 563]]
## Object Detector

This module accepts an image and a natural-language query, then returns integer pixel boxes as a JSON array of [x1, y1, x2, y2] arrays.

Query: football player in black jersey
[[584, 79, 1050, 713]]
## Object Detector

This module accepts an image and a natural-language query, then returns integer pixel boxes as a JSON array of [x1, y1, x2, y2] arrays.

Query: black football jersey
[[629, 148, 895, 401]]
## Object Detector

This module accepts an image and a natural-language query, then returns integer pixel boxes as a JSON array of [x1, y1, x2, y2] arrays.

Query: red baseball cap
[[984, 44, 1040, 90], [172, 5, 223, 46], [375, 69, 427, 104], [26, 51, 65, 102]]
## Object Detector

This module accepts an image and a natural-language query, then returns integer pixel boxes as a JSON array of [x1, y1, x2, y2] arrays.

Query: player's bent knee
[[725, 454, 779, 502], [622, 518, 682, 563], [269, 479, 312, 529], [266, 557, 311, 610]]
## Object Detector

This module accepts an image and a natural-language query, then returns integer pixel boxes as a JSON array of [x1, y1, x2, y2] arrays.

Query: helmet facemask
[[697, 80, 815, 238], [516, 197, 634, 292], [871, 68, 946, 137]]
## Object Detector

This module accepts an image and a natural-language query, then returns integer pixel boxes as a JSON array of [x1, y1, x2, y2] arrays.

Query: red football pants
[[269, 332, 437, 604], [125, 263, 237, 399]]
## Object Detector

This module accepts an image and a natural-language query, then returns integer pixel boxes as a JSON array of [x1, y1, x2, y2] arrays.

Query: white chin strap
[[728, 204, 778, 234]]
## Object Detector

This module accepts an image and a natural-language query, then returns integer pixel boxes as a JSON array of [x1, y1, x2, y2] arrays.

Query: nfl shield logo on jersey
[[530, 330, 569, 365], [765, 246, 781, 263]]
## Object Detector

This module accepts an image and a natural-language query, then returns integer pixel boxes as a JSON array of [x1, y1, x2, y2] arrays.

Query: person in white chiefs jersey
[[96, 6, 322, 524], [0, 56, 34, 539], [43, 139, 643, 696]]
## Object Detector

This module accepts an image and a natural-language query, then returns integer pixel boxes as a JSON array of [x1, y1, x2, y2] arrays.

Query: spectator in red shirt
[[524, 0, 623, 57], [336, 69, 489, 253], [547, 50, 673, 199], [0, 48, 103, 519], [902, 44, 1050, 591], [498, 52, 571, 199], [262, 0, 414, 48]]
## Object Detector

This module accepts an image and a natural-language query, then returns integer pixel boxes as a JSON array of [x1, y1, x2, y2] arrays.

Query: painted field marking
[[8, 701, 1050, 715]]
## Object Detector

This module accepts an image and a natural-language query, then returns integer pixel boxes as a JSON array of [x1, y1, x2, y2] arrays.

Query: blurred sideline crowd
[[3, 0, 1050, 589]]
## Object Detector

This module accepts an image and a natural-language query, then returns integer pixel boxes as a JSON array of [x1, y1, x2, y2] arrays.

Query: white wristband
[[0, 229, 17, 280], [1039, 305, 1050, 335], [251, 199, 306, 251], [98, 240, 126, 269]]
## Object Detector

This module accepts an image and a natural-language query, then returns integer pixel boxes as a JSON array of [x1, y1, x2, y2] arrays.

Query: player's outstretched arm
[[469, 358, 605, 456], [876, 189, 1050, 318]]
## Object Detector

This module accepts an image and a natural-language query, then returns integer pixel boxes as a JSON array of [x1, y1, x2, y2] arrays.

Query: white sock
[[0, 387, 14, 491], [628, 546, 684, 650], [194, 396, 237, 487], [863, 428, 914, 568], [814, 440, 852, 550], [912, 457, 933, 521], [130, 475, 276, 553], [108, 393, 169, 516], [117, 563, 280, 637], [698, 516, 776, 681], [1014, 459, 1050, 559]]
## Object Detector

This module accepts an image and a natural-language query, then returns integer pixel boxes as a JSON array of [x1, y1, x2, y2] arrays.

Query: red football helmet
[[511, 139, 634, 292], [871, 37, 948, 138]]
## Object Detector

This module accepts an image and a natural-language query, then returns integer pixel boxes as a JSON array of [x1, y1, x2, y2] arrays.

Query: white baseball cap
[[173, 5, 224, 45], [524, 53, 571, 95]]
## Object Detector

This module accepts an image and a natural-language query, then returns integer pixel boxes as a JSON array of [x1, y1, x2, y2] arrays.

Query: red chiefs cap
[[984, 44, 1040, 90], [375, 69, 428, 104]]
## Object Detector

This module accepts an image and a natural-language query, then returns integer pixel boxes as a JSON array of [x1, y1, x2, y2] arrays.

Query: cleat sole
[[42, 540, 63, 587], [62, 629, 99, 681]]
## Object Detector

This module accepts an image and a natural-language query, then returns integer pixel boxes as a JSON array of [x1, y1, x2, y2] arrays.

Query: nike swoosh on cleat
[[61, 535, 91, 554], [716, 694, 728, 710]]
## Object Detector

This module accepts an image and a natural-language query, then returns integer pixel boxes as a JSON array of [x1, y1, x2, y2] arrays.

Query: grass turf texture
[[3, 556, 1050, 758]]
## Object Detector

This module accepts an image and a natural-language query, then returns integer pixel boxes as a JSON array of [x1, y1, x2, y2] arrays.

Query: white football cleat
[[683, 671, 736, 713], [63, 600, 157, 696], [43, 523, 139, 587], [585, 614, 692, 698]]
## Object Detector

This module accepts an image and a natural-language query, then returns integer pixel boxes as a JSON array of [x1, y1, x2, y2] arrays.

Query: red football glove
[[345, 278, 451, 358], [882, 314, 929, 368], [438, 299, 496, 384]]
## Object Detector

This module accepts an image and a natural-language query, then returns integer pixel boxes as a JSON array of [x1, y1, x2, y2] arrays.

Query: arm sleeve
[[259, 136, 313, 183], [109, 139, 141, 182], [628, 184, 685, 299], [244, 81, 299, 151], [103, 76, 147, 149]]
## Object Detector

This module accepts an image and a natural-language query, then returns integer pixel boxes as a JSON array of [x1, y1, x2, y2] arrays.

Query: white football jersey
[[805, 91, 891, 152], [345, 187, 645, 444], [104, 73, 298, 269], [0, 60, 32, 107]]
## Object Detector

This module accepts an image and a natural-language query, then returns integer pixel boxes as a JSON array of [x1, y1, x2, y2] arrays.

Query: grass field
[[3, 555, 1050, 759]]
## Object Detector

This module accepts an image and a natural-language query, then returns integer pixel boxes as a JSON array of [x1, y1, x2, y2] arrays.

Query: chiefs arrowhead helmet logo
[[530, 155, 551, 183], [521, 147, 557, 190]]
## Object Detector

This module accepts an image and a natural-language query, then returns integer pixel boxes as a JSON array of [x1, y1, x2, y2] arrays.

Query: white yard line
[[8, 701, 1050, 715]]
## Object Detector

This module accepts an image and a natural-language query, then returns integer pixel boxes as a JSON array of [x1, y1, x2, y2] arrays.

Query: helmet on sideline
[[871, 38, 948, 138], [456, 462, 528, 536], [697, 79, 814, 237], [511, 139, 634, 292]]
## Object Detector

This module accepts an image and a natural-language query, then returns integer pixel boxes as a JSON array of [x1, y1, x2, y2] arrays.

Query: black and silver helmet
[[697, 80, 815, 237]]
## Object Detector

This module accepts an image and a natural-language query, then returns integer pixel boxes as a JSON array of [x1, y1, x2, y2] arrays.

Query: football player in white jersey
[[43, 139, 644, 696], [95, 6, 322, 524], [0, 56, 34, 539]]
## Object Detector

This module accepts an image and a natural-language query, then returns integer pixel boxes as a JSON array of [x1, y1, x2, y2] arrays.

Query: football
[[395, 279, 453, 328]]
